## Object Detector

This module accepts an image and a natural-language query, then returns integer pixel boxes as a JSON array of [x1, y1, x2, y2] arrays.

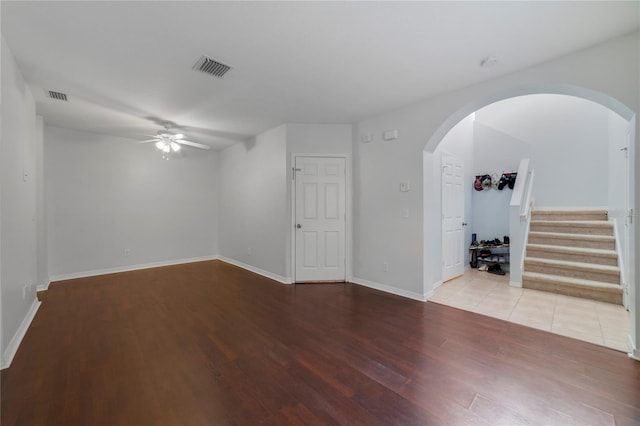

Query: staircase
[[522, 209, 623, 305]]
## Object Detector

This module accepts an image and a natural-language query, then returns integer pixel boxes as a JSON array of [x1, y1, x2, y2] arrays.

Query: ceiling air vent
[[48, 90, 68, 101], [193, 55, 231, 78]]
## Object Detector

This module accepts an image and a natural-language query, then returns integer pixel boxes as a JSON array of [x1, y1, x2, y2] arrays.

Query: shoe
[[478, 264, 488, 271], [498, 173, 510, 190], [503, 236, 510, 245], [487, 264, 506, 275]]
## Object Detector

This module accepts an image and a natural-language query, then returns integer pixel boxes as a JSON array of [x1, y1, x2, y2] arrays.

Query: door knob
[[296, 224, 302, 229], [462, 222, 468, 227]]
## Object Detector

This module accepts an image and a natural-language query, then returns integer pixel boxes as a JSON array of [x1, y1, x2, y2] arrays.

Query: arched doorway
[[423, 84, 636, 354]]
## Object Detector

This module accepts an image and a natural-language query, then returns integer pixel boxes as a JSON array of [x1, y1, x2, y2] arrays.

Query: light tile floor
[[429, 269, 630, 352]]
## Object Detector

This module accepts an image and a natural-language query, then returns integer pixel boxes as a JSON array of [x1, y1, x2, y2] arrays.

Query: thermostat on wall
[[383, 130, 398, 140]]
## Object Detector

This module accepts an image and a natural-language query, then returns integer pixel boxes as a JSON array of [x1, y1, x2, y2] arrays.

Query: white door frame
[[290, 153, 352, 283]]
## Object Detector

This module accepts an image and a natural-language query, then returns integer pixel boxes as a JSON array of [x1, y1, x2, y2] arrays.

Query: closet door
[[442, 153, 465, 281]]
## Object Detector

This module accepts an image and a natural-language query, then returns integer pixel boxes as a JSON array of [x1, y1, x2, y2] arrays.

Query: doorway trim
[[290, 153, 352, 283], [422, 83, 637, 357]]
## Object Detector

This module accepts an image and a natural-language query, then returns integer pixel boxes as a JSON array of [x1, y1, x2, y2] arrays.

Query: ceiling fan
[[138, 122, 211, 159]]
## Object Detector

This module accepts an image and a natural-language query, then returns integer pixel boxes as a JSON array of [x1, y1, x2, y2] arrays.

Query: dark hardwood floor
[[2, 260, 639, 425]]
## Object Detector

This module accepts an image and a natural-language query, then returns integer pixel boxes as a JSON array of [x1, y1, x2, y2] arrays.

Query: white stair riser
[[529, 223, 613, 236], [522, 277, 622, 305], [524, 261, 619, 284], [528, 235, 615, 250], [525, 248, 618, 266]]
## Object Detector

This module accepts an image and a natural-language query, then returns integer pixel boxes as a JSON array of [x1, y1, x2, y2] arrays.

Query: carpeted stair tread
[[524, 257, 620, 274], [530, 220, 613, 227], [523, 271, 622, 289], [526, 243, 618, 266], [526, 243, 617, 257], [528, 231, 614, 242], [531, 209, 608, 221], [522, 272, 623, 305]]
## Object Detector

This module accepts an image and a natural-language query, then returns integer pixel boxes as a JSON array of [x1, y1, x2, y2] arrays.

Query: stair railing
[[509, 159, 535, 287]]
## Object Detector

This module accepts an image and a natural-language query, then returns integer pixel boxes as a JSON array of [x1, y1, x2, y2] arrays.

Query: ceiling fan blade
[[137, 138, 161, 144], [177, 139, 211, 150]]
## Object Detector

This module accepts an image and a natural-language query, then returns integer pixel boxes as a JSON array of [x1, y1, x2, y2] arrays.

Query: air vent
[[48, 90, 68, 101], [193, 55, 231, 78]]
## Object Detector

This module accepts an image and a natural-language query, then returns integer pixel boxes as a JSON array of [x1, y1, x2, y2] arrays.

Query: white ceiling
[[2, 1, 638, 150]]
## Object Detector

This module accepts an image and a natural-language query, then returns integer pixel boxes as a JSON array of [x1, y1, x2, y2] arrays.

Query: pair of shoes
[[478, 249, 491, 258], [503, 236, 510, 245], [487, 264, 506, 275], [478, 264, 488, 271], [471, 240, 479, 247]]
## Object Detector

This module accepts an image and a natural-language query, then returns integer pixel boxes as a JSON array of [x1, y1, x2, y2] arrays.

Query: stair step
[[531, 209, 608, 221], [526, 244, 618, 266], [529, 220, 613, 236], [528, 232, 615, 250], [524, 257, 620, 284], [522, 272, 622, 305]]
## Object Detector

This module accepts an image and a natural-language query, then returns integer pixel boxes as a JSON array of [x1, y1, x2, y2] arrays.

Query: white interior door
[[295, 157, 346, 282], [442, 153, 465, 282]]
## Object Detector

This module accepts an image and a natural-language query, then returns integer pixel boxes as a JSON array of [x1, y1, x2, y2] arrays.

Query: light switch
[[400, 181, 410, 192], [402, 208, 409, 218]]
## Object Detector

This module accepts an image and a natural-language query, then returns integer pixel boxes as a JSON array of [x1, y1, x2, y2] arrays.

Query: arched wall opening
[[422, 84, 637, 354]]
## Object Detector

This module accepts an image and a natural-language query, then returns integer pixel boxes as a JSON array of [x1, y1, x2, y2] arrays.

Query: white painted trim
[[509, 280, 523, 288], [628, 335, 639, 361], [1, 299, 41, 369], [290, 153, 352, 283], [351, 277, 428, 302], [612, 219, 629, 309], [218, 256, 292, 284], [48, 255, 219, 282]]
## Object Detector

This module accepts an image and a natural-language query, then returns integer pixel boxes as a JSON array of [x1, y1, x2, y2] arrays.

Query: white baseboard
[[350, 277, 427, 302], [48, 255, 219, 283], [1, 299, 41, 370], [509, 280, 523, 288], [217, 256, 292, 284], [628, 335, 639, 362]]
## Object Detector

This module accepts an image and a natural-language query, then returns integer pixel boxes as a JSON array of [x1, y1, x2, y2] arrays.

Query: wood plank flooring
[[2, 260, 639, 425]]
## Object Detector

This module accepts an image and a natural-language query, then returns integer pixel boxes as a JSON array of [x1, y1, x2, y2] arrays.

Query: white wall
[[470, 121, 526, 243], [218, 125, 288, 280], [45, 126, 218, 279], [435, 114, 475, 267], [1, 37, 41, 365], [218, 123, 352, 282], [475, 95, 610, 207], [354, 32, 638, 305]]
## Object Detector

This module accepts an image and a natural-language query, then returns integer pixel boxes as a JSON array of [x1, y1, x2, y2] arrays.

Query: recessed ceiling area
[[2, 1, 638, 150]]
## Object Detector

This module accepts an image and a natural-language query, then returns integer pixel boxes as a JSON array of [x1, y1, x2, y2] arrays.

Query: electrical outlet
[[123, 248, 131, 257], [383, 262, 389, 272], [247, 247, 252, 256], [22, 285, 29, 299]]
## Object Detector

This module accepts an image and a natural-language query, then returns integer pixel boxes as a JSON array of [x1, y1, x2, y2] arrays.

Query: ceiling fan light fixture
[[170, 142, 181, 152], [155, 141, 165, 150], [174, 133, 184, 140], [162, 144, 171, 153]]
